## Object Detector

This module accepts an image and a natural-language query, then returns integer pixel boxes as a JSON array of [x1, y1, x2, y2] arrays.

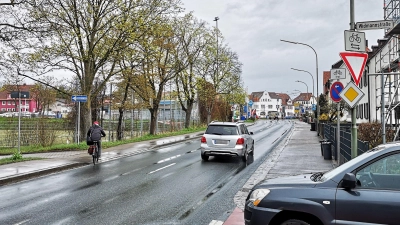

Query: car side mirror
[[250, 132, 254, 135], [341, 173, 357, 189]]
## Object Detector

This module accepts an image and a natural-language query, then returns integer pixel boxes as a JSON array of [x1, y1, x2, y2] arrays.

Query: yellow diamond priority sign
[[339, 81, 364, 108]]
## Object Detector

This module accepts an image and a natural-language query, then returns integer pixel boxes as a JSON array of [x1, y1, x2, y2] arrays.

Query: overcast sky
[[181, 0, 385, 98]]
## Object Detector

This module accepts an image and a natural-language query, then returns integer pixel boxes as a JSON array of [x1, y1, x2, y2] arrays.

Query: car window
[[205, 125, 238, 135], [356, 153, 400, 190], [240, 125, 246, 134]]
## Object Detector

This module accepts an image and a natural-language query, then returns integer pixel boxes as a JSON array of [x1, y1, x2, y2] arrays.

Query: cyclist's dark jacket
[[87, 125, 106, 141]]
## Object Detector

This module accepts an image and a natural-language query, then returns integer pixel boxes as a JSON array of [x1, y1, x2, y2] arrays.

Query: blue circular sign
[[248, 100, 253, 107], [330, 81, 344, 103]]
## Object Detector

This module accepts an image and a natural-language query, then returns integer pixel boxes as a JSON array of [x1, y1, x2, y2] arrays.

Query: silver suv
[[200, 121, 254, 162]]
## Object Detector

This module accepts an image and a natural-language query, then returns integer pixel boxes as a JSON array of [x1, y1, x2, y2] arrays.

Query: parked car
[[0, 112, 13, 117], [200, 121, 254, 162], [244, 143, 400, 225]]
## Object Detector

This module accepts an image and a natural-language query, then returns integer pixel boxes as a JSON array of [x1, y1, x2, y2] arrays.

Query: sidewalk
[[223, 120, 335, 225]]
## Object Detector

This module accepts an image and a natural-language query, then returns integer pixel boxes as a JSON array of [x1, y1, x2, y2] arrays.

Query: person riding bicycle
[[87, 121, 106, 159]]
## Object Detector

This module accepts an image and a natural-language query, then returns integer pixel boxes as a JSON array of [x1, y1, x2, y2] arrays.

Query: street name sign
[[71, 95, 88, 102], [344, 30, 366, 52], [339, 52, 368, 86], [339, 82, 365, 108], [356, 20, 394, 30], [330, 68, 346, 80], [330, 81, 344, 103]]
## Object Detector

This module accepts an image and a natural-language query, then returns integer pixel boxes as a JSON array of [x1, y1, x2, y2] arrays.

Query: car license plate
[[214, 140, 228, 144]]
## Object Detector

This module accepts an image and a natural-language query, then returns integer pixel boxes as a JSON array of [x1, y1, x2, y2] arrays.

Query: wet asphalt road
[[0, 120, 293, 225]]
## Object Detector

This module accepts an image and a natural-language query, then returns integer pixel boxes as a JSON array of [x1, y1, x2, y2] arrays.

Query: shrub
[[358, 121, 395, 148]]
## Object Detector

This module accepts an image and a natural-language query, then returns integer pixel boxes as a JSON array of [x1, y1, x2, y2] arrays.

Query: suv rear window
[[205, 125, 239, 135]]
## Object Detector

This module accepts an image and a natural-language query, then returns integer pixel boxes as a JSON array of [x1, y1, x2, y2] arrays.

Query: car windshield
[[205, 125, 239, 135], [319, 146, 385, 182]]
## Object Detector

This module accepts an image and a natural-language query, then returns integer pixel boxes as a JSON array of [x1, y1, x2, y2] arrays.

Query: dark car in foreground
[[245, 142, 400, 225]]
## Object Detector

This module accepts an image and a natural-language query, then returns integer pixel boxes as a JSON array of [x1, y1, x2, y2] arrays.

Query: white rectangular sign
[[330, 68, 346, 80], [344, 30, 366, 53], [356, 20, 394, 30]]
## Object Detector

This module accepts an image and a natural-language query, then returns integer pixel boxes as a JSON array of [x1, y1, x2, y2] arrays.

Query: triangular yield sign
[[339, 52, 368, 86]]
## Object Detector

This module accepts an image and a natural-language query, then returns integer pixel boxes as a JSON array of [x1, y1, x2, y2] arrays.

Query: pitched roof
[[276, 93, 291, 105], [268, 92, 281, 99], [0, 84, 35, 99], [293, 93, 312, 102], [249, 92, 263, 102]]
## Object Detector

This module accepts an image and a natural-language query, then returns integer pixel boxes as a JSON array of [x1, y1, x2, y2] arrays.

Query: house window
[[12, 101, 15, 105], [7, 101, 11, 105], [11, 108, 15, 111], [268, 105, 273, 109], [1, 101, 5, 105]]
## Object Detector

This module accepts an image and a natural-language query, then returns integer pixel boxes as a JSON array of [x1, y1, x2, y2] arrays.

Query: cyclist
[[87, 121, 106, 159]]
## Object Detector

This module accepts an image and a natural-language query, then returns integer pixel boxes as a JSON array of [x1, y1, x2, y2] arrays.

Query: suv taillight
[[236, 138, 244, 145], [201, 136, 206, 143]]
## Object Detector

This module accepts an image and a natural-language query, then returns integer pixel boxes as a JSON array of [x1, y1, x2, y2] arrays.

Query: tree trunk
[[117, 107, 124, 140], [149, 108, 158, 135], [184, 102, 193, 128]]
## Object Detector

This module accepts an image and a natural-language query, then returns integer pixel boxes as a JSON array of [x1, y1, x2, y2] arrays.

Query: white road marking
[[157, 154, 181, 164], [148, 163, 176, 174], [209, 220, 224, 225], [13, 220, 30, 225]]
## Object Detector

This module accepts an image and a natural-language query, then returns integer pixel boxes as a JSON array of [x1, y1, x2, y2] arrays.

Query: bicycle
[[91, 141, 99, 165]]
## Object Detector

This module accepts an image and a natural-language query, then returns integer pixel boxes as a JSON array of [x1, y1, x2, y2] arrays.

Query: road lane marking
[[209, 220, 223, 225], [148, 163, 176, 174], [157, 154, 181, 164]]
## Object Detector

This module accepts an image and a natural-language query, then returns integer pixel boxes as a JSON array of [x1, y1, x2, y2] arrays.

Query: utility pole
[[350, 0, 358, 158]]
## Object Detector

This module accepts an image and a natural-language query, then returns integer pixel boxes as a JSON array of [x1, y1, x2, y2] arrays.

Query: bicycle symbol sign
[[344, 30, 366, 53]]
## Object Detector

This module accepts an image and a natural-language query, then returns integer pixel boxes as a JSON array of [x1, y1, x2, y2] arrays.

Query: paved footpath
[[0, 121, 335, 225]]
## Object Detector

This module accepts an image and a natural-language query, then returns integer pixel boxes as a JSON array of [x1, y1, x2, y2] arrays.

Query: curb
[[0, 162, 88, 186]]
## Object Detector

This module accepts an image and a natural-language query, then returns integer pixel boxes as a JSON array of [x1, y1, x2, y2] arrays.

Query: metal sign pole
[[78, 102, 80, 144], [350, 0, 358, 159], [18, 92, 21, 154], [337, 80, 341, 164]]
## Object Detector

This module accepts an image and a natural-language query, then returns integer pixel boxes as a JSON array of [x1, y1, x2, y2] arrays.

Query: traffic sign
[[344, 30, 366, 52], [330, 81, 344, 103], [248, 100, 253, 107], [339, 82, 365, 108], [71, 95, 87, 102], [339, 52, 368, 86], [330, 68, 346, 80], [356, 20, 394, 30]]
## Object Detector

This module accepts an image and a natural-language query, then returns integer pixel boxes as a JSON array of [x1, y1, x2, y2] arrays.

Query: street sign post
[[339, 82, 365, 108], [330, 81, 344, 103], [339, 52, 368, 86], [248, 100, 253, 107], [356, 20, 394, 30], [71, 95, 88, 102], [330, 68, 346, 80], [344, 30, 366, 52]]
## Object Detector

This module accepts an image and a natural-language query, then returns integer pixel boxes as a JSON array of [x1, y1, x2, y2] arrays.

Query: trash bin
[[310, 121, 316, 131], [319, 139, 328, 156], [321, 142, 332, 160]]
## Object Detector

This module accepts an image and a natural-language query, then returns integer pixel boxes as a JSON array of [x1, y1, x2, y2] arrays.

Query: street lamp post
[[281, 39, 319, 134], [295, 80, 309, 96], [291, 68, 315, 104]]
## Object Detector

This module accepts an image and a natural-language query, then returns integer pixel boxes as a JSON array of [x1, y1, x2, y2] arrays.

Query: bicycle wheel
[[92, 151, 96, 165], [96, 145, 99, 163]]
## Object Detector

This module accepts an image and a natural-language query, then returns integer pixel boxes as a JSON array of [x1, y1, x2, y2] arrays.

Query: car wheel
[[242, 147, 248, 162], [250, 143, 254, 155], [280, 219, 310, 225], [201, 154, 209, 161]]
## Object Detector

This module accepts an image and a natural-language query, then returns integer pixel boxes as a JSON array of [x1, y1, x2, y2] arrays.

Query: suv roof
[[209, 121, 243, 126]]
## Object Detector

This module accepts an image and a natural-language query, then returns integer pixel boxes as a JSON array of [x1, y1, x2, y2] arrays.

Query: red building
[[0, 85, 38, 113]]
